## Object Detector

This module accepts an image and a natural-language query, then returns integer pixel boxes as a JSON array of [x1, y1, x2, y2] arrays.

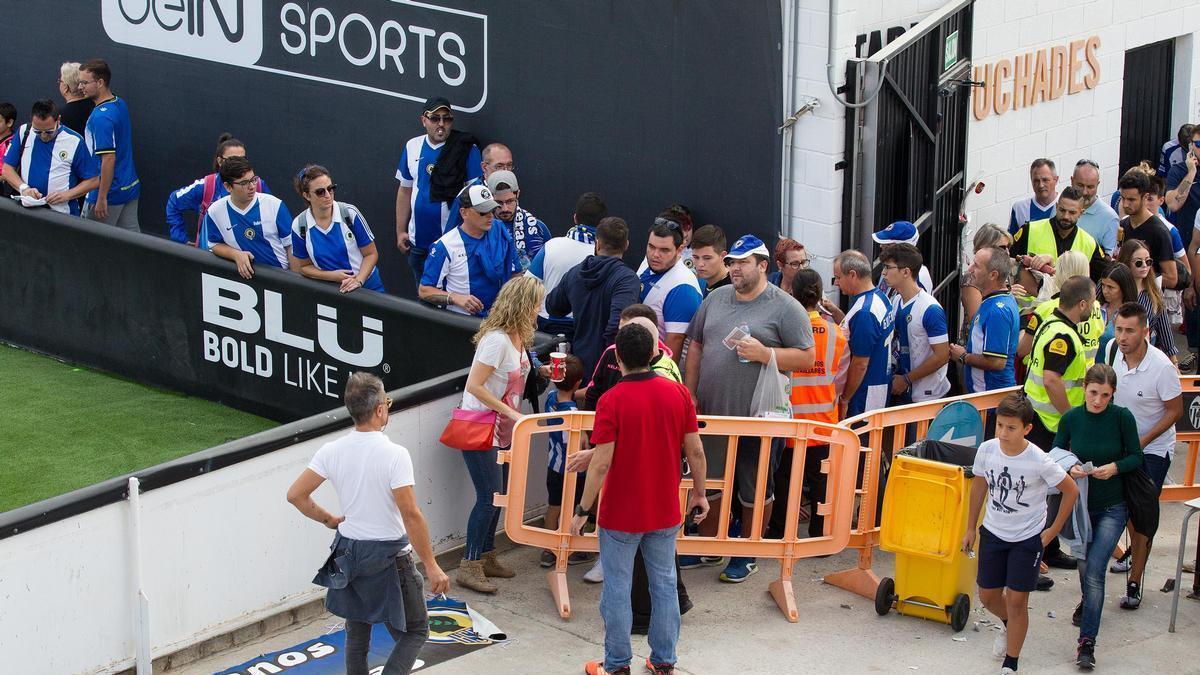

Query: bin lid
[[899, 439, 978, 475]]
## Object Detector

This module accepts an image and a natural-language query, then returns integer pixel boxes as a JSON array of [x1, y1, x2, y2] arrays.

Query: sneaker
[[1075, 637, 1096, 669], [1044, 549, 1078, 570], [1000, 668, 1016, 675], [992, 626, 1007, 659], [1180, 350, 1198, 373], [644, 657, 674, 674], [569, 551, 597, 565], [1185, 561, 1196, 574], [584, 661, 630, 675], [1120, 582, 1142, 609], [583, 558, 604, 584], [1035, 575, 1054, 592], [1109, 550, 1132, 574], [719, 557, 759, 583], [1072, 601, 1082, 627], [678, 555, 724, 569], [540, 549, 556, 567]]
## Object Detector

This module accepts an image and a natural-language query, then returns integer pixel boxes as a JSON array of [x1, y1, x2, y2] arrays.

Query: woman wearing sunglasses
[[1116, 239, 1177, 361], [290, 165, 385, 293]]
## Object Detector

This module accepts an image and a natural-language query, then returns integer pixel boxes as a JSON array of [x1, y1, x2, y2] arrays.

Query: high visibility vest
[[1024, 316, 1087, 432], [1026, 298, 1104, 366], [791, 311, 847, 444], [1026, 218, 1099, 261]]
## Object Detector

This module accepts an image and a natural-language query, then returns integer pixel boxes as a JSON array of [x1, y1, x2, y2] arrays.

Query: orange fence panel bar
[[498, 412, 861, 622]]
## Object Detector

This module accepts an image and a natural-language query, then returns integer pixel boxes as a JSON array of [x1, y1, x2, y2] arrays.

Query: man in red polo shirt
[[572, 323, 709, 675]]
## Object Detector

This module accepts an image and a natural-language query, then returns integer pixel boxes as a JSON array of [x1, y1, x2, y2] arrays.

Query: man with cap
[[684, 235, 814, 583], [418, 184, 518, 317], [445, 142, 514, 232], [872, 221, 934, 295], [637, 210, 704, 362], [395, 96, 483, 288], [485, 169, 551, 272]]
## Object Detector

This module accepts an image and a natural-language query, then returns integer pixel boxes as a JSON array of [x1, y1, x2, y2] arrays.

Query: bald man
[[445, 142, 515, 232]]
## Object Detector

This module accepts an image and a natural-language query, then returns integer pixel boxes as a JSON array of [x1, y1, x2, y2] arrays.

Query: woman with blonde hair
[[1117, 239, 1178, 360], [57, 62, 94, 135], [1017, 251, 1102, 363], [454, 275, 544, 593]]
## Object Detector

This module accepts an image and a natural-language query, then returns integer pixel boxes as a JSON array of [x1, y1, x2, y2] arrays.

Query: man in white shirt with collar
[[1107, 301, 1182, 609]]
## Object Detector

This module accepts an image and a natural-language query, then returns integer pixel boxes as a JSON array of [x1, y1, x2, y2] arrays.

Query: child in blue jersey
[[541, 354, 589, 567], [289, 165, 385, 293]]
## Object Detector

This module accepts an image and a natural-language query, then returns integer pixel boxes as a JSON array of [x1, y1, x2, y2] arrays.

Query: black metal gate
[[1120, 38, 1176, 173], [843, 0, 974, 336]]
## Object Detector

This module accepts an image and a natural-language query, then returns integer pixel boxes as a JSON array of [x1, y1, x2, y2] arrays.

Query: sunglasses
[[311, 184, 338, 198], [1131, 258, 1151, 268], [384, 396, 393, 408], [653, 217, 682, 230], [426, 113, 454, 124], [33, 124, 59, 137], [1075, 158, 1100, 169]]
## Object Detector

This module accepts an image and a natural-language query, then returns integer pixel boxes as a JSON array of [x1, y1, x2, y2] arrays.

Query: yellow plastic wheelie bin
[[873, 445, 980, 631]]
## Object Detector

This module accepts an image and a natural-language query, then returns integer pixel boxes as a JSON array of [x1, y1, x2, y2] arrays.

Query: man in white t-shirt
[[963, 393, 1077, 674], [288, 372, 448, 675], [1108, 302, 1183, 608]]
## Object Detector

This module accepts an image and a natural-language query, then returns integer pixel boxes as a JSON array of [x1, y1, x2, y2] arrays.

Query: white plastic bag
[[749, 348, 790, 418]]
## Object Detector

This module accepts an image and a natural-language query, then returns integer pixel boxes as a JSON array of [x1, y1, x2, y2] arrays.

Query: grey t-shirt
[[686, 283, 814, 416]]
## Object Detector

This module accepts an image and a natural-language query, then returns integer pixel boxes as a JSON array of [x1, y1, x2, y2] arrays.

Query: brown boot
[[482, 550, 516, 578], [456, 559, 497, 594]]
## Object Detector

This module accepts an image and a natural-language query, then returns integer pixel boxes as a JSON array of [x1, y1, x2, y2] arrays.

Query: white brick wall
[[782, 0, 1200, 283]]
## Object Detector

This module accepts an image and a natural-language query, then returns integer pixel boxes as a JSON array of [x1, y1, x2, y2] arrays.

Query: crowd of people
[[6, 63, 1195, 674]]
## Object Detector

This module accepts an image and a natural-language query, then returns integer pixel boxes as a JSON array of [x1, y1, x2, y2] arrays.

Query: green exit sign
[[944, 30, 959, 70]]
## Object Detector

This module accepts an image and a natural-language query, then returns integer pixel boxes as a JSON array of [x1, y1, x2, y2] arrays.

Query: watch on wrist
[[958, 352, 967, 365], [574, 504, 592, 518]]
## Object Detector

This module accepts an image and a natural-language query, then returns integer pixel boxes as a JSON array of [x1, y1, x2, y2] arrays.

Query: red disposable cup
[[549, 352, 567, 382]]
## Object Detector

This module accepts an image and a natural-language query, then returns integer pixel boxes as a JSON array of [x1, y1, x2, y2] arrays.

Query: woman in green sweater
[[1052, 363, 1143, 669]]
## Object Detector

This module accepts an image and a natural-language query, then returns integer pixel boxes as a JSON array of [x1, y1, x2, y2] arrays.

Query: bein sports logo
[[101, 0, 488, 111]]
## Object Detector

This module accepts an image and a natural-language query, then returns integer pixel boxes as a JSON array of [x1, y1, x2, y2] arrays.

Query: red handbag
[[439, 408, 497, 451]]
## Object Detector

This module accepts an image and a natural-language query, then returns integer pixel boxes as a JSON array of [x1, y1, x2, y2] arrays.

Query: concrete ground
[[184, 482, 1200, 674]]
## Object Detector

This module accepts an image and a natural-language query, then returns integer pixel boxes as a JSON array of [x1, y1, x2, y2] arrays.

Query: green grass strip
[[0, 344, 275, 512]]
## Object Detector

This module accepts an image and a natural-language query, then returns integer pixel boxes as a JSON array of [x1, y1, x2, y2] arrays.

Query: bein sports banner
[[217, 596, 505, 674]]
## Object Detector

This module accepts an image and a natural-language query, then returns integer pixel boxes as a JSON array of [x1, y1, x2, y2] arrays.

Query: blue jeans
[[599, 526, 681, 671], [462, 448, 509, 560], [408, 247, 429, 289], [1079, 502, 1128, 641]]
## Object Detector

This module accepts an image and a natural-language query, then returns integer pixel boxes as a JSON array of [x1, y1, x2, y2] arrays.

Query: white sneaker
[[583, 557, 604, 583], [1000, 667, 1016, 675], [992, 627, 1007, 659]]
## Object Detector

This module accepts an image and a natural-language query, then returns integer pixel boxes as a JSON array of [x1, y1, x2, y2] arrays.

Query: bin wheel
[[950, 593, 970, 631], [874, 577, 895, 616]]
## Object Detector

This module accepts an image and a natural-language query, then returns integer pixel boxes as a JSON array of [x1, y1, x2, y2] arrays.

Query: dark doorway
[[1120, 39, 1175, 173]]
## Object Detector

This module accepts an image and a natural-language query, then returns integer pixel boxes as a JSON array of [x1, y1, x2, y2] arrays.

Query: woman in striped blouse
[[1117, 239, 1178, 362]]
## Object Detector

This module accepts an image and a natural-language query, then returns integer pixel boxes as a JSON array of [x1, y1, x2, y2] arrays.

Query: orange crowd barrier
[[495, 411, 861, 622], [825, 376, 1200, 601]]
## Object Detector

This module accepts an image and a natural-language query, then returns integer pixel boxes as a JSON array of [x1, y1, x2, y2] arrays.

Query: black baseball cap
[[423, 96, 452, 114]]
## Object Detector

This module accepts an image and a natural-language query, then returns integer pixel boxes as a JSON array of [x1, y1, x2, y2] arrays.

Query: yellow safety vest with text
[[1025, 298, 1104, 366], [1024, 317, 1087, 432]]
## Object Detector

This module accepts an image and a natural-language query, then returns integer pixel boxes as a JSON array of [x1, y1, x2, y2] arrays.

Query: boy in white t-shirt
[[963, 393, 1078, 675]]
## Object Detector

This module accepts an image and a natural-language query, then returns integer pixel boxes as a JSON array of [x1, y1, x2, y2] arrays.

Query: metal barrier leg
[[1170, 507, 1199, 633]]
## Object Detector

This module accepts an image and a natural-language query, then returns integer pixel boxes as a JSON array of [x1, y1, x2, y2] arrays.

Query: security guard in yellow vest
[[1023, 276, 1095, 452], [1010, 187, 1108, 295], [1018, 295, 1105, 366]]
